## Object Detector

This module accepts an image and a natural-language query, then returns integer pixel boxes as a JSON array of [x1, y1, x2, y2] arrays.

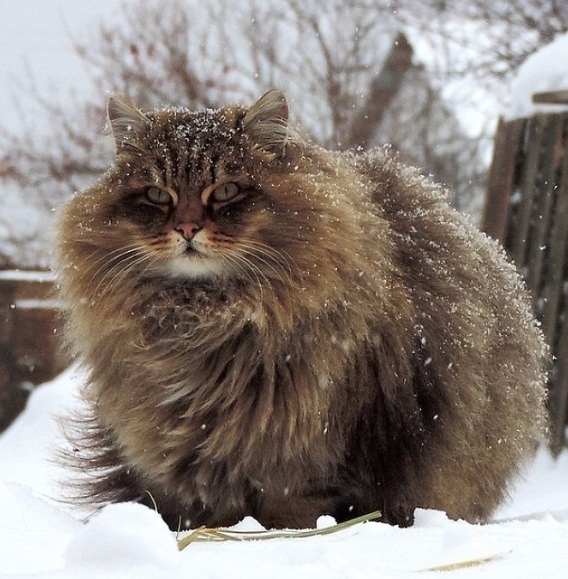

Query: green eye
[[145, 186, 172, 205], [211, 182, 240, 203]]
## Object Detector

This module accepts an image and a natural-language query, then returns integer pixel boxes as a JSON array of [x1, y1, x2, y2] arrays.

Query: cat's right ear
[[107, 95, 150, 151]]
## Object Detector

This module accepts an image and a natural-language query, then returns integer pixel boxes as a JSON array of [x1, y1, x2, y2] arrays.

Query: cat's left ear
[[107, 95, 150, 150], [242, 90, 290, 157]]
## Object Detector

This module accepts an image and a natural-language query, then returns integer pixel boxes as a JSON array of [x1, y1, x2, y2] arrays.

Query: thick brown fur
[[56, 90, 548, 530]]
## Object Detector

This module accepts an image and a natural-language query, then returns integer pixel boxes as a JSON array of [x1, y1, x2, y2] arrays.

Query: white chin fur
[[166, 255, 225, 279]]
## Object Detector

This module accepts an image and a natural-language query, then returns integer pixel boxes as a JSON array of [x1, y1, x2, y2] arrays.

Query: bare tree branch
[[1, 0, 565, 266]]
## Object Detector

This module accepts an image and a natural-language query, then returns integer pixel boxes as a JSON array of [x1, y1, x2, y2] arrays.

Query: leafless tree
[[402, 0, 568, 83], [0, 0, 565, 266]]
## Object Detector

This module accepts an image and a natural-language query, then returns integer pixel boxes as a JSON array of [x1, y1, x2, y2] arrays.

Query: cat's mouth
[[183, 243, 199, 255], [174, 235, 204, 257], [165, 238, 224, 279]]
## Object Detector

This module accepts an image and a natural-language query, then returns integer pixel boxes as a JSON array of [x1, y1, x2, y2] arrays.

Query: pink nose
[[175, 222, 202, 241]]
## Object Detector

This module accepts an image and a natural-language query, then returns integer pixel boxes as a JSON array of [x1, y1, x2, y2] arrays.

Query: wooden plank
[[543, 114, 568, 455], [540, 114, 568, 345], [481, 117, 525, 241], [549, 314, 568, 455], [483, 111, 568, 453], [525, 116, 564, 301], [510, 115, 547, 271], [533, 90, 568, 105]]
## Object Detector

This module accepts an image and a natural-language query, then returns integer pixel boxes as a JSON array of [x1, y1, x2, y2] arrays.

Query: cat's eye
[[145, 186, 172, 205], [210, 182, 240, 204]]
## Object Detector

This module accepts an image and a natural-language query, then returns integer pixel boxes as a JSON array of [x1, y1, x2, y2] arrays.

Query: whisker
[[92, 247, 157, 299], [222, 253, 265, 299], [76, 240, 154, 286], [238, 239, 296, 274], [231, 240, 298, 290], [222, 251, 270, 302], [212, 233, 294, 274], [235, 245, 290, 287], [86, 245, 147, 287]]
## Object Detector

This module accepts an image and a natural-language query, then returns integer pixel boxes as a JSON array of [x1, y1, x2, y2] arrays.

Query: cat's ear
[[242, 90, 290, 156], [107, 95, 150, 150]]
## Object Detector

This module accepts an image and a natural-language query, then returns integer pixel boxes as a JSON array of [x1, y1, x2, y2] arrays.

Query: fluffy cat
[[56, 89, 548, 530]]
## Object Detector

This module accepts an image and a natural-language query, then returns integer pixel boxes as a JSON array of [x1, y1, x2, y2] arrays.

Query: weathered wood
[[483, 110, 568, 455], [509, 115, 547, 269], [549, 316, 568, 454], [542, 114, 568, 453], [533, 90, 568, 105], [525, 116, 563, 301], [0, 270, 68, 433], [540, 116, 568, 345], [481, 117, 525, 240]]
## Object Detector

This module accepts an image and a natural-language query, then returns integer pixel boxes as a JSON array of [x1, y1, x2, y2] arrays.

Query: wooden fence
[[482, 103, 568, 455], [0, 270, 67, 432]]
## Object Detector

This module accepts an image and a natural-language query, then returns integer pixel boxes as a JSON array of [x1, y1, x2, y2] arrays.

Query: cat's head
[[102, 90, 298, 281], [61, 90, 367, 297]]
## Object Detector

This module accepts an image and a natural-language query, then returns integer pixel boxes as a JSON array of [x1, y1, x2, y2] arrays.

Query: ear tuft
[[242, 90, 290, 156], [107, 95, 150, 150]]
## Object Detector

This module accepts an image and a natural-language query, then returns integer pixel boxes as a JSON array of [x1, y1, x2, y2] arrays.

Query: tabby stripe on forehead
[[177, 144, 192, 186], [209, 153, 221, 188], [155, 155, 170, 186]]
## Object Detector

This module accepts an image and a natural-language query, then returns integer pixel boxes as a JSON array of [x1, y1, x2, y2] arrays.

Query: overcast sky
[[0, 0, 135, 131]]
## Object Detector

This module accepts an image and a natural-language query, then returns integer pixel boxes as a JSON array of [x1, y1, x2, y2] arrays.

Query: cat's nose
[[175, 222, 202, 241]]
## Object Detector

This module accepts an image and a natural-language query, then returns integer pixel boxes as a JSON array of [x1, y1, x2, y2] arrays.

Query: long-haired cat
[[56, 90, 547, 530]]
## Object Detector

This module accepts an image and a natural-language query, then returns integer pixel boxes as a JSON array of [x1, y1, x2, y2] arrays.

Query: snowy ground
[[1, 367, 568, 578]]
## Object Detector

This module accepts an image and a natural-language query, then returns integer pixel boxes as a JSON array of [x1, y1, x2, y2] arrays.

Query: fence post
[[483, 104, 568, 455]]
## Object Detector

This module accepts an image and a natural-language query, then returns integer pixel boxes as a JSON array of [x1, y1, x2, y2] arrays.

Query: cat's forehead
[[129, 106, 247, 185], [149, 107, 242, 144]]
